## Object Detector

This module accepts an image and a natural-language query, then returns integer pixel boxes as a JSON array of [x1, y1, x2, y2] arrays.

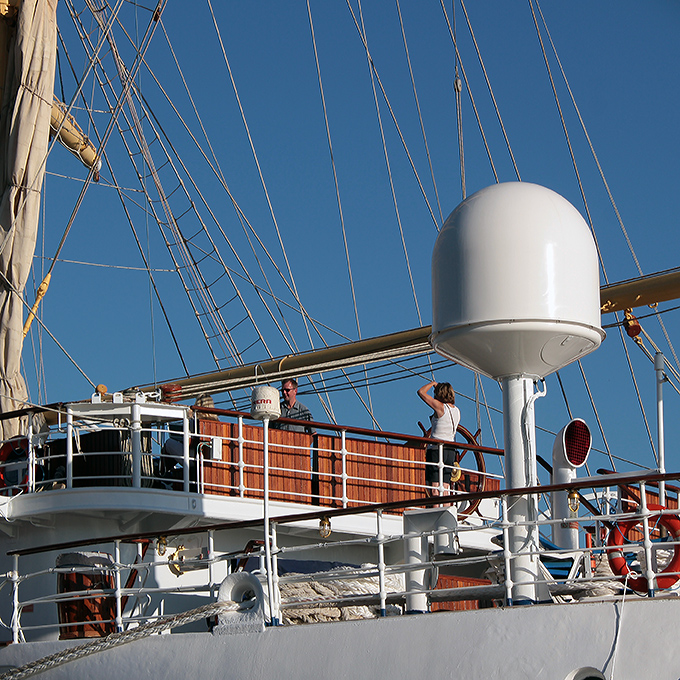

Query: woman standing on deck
[[417, 380, 460, 494]]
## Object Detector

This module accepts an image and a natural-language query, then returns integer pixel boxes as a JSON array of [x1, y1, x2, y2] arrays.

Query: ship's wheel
[[451, 425, 486, 517]]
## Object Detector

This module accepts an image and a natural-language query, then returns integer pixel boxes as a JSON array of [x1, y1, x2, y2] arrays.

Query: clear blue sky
[[26, 1, 680, 480]]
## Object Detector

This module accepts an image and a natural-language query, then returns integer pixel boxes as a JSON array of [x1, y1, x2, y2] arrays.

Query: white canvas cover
[[0, 0, 57, 438]]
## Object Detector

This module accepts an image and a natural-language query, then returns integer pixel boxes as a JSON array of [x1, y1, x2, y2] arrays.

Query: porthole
[[564, 668, 605, 680]]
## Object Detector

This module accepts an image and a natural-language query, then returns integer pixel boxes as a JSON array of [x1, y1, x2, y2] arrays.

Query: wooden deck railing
[[200, 420, 500, 513]]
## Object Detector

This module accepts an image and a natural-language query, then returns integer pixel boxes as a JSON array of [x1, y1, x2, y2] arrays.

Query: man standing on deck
[[271, 378, 314, 433]]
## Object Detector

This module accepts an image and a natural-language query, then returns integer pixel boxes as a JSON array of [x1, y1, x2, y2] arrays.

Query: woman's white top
[[429, 404, 461, 442]]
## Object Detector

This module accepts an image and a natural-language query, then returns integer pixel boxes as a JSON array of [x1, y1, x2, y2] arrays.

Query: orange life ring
[[0, 438, 28, 492], [607, 503, 680, 593]]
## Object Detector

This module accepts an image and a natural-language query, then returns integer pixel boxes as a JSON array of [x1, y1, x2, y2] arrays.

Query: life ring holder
[[607, 503, 680, 593], [0, 437, 29, 493]]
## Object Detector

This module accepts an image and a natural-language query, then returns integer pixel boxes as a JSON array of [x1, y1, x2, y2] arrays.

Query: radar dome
[[431, 182, 604, 379]]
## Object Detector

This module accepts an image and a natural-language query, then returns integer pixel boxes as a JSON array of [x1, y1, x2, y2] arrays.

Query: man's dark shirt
[[271, 401, 314, 433]]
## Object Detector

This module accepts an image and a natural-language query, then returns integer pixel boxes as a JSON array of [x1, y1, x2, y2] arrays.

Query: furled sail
[[0, 0, 57, 437], [50, 97, 100, 179]]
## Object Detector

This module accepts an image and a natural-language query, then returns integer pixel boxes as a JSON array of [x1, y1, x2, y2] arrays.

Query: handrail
[[192, 405, 505, 456], [0, 401, 504, 457], [10, 468, 680, 558]]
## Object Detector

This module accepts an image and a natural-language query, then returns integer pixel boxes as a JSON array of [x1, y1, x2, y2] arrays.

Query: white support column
[[502, 375, 540, 605], [403, 528, 429, 614]]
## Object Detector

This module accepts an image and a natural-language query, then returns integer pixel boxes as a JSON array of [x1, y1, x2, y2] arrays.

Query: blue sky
[[25, 1, 680, 480]]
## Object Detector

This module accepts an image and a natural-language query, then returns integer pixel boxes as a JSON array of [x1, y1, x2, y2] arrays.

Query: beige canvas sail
[[0, 0, 57, 438]]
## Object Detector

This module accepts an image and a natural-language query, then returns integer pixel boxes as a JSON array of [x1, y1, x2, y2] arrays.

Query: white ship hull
[[0, 598, 674, 679]]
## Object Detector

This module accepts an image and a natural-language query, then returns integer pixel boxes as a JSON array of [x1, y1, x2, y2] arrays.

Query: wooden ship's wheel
[[451, 424, 486, 517]]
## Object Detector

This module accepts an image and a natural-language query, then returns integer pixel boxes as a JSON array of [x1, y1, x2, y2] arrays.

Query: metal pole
[[502, 375, 539, 605], [377, 510, 386, 617], [341, 430, 348, 508], [437, 443, 444, 496], [27, 419, 34, 493], [207, 530, 216, 597], [238, 416, 245, 497], [182, 410, 190, 493], [131, 403, 142, 488], [270, 523, 281, 624], [501, 496, 514, 605], [114, 540, 123, 632], [11, 555, 18, 643], [639, 484, 655, 597], [66, 408, 73, 489], [263, 418, 278, 625], [655, 352, 666, 505]]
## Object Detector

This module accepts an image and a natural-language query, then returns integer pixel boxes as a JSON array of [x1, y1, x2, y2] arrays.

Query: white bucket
[[250, 385, 281, 421]]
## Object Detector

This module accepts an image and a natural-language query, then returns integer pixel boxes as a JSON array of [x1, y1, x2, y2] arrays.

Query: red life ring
[[607, 503, 680, 593], [0, 438, 28, 493]]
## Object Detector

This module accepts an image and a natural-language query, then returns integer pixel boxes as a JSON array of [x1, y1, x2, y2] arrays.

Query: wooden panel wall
[[199, 421, 499, 513]]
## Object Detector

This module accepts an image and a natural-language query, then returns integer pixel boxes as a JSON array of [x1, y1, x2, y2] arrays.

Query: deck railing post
[[263, 418, 278, 625], [238, 417, 245, 497], [182, 411, 190, 493], [11, 555, 19, 643], [197, 449, 204, 494], [501, 496, 514, 606], [639, 483, 655, 597], [341, 430, 348, 508], [131, 403, 142, 488], [66, 408, 73, 489], [377, 510, 386, 617], [655, 352, 667, 505], [27, 419, 34, 494], [208, 530, 215, 593], [437, 443, 444, 496], [114, 540, 123, 632], [271, 523, 281, 624]]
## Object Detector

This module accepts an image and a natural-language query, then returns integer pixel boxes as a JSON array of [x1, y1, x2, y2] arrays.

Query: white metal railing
[[0, 411, 503, 512], [3, 474, 680, 642]]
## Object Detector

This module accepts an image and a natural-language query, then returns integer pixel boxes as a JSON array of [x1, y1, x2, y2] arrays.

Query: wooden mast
[[140, 267, 680, 400]]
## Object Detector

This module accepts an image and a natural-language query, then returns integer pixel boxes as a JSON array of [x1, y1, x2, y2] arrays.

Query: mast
[[0, 0, 57, 436], [145, 268, 680, 400]]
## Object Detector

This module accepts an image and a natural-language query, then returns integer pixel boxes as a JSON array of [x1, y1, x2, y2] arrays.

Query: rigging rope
[[395, 0, 444, 225], [634, 327, 680, 398], [99, 19, 252, 369], [60, 8, 191, 375], [459, 0, 521, 181], [156, 19, 302, 360], [450, 0, 466, 201], [206, 0, 315, 354], [531, 0, 665, 471], [356, 0, 423, 330], [345, 0, 440, 233], [438, 0, 498, 183], [533, 0, 680, 377], [0, 600, 237, 680]]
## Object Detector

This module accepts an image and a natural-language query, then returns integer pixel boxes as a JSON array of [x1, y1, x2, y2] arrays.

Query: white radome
[[431, 182, 605, 380]]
